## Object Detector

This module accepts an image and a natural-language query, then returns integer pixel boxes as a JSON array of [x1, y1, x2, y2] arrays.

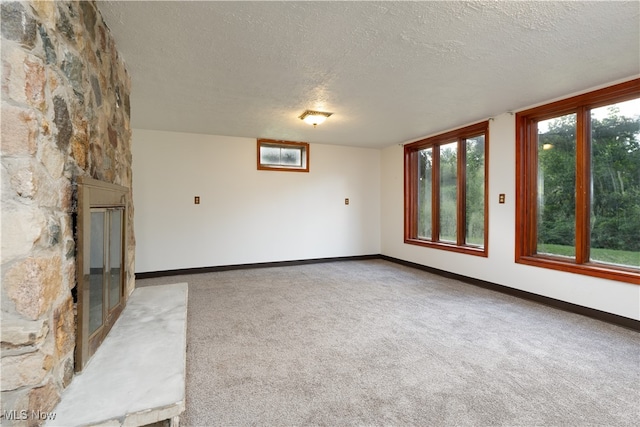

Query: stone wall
[[1, 1, 134, 425]]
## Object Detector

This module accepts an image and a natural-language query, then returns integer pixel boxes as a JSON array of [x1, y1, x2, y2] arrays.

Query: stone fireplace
[[1, 1, 134, 425]]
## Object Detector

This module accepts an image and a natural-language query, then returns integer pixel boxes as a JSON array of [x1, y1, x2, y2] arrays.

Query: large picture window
[[516, 79, 640, 284], [405, 121, 489, 256]]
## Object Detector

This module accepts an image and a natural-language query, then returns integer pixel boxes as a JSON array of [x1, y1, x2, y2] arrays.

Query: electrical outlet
[[345, 198, 349, 205], [194, 196, 200, 204], [499, 194, 505, 204]]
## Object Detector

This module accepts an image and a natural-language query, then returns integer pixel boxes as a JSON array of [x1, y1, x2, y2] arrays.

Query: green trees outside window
[[537, 114, 578, 258], [465, 136, 486, 246], [589, 102, 640, 267], [536, 103, 640, 268]]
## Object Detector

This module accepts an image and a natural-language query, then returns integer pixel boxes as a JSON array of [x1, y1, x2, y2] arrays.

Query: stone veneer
[[1, 1, 134, 425]]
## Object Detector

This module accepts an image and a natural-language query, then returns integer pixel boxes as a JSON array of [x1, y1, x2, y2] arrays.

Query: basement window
[[258, 139, 309, 172]]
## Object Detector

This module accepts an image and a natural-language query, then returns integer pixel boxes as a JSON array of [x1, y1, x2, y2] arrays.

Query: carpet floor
[[137, 259, 640, 426]]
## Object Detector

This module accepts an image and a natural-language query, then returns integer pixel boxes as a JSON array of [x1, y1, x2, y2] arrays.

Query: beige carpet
[[137, 259, 640, 426]]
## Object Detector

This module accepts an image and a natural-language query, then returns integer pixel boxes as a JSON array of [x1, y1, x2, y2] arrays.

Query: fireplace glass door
[[88, 208, 123, 337], [89, 210, 105, 335], [109, 209, 123, 310], [76, 177, 128, 371]]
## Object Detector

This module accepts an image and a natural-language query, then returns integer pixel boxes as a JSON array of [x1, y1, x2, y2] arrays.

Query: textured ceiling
[[97, 1, 640, 149]]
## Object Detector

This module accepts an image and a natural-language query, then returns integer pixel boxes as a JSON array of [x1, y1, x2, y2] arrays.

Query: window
[[257, 139, 309, 172], [405, 121, 489, 256], [516, 79, 640, 284]]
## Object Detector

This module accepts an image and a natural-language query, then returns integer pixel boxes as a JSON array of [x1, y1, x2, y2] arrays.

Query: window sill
[[405, 238, 488, 257], [516, 255, 640, 285]]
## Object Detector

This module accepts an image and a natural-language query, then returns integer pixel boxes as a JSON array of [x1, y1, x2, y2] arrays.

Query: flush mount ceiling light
[[299, 110, 333, 127]]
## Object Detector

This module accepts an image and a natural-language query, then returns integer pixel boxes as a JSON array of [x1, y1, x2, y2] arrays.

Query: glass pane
[[439, 142, 457, 242], [260, 146, 281, 165], [280, 147, 302, 166], [89, 211, 105, 335], [465, 135, 485, 246], [537, 114, 576, 258], [590, 98, 640, 268], [109, 210, 123, 309], [417, 148, 432, 239]]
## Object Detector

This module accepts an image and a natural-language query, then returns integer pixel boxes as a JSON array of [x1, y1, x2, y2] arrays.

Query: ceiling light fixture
[[299, 110, 333, 127]]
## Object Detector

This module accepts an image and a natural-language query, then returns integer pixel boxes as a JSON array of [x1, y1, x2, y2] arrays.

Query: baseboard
[[136, 253, 639, 331], [379, 255, 640, 332], [135, 254, 380, 279]]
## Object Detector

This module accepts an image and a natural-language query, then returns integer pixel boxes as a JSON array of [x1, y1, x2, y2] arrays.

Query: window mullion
[[575, 107, 590, 264]]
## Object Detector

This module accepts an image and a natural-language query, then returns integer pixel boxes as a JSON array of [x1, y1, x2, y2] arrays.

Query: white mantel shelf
[[47, 283, 188, 427]]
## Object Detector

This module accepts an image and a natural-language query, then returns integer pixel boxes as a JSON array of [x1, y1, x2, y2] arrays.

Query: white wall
[[132, 104, 639, 320], [132, 129, 380, 273], [380, 112, 640, 321]]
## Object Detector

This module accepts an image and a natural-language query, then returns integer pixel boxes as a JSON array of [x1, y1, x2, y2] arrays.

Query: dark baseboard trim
[[380, 255, 640, 332], [135, 254, 380, 279], [136, 253, 638, 331]]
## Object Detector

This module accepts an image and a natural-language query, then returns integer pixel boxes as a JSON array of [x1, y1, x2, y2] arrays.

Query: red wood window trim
[[515, 78, 640, 285], [404, 121, 489, 257]]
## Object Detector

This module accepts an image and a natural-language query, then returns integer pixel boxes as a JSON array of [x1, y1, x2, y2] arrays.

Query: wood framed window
[[257, 139, 309, 172], [404, 121, 489, 256], [515, 79, 640, 284]]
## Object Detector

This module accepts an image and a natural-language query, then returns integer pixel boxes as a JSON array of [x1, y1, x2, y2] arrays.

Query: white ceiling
[[97, 0, 640, 149]]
